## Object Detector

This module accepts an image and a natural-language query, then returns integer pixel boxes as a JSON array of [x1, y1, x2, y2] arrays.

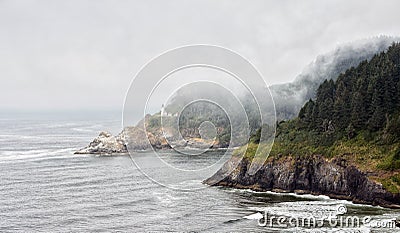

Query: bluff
[[76, 37, 399, 154], [205, 155, 400, 208], [205, 42, 400, 208]]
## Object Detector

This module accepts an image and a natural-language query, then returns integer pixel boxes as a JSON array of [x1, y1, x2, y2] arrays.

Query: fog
[[1, 0, 400, 112], [270, 36, 400, 120]]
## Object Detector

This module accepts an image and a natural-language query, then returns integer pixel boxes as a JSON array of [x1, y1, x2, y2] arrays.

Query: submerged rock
[[204, 155, 400, 209]]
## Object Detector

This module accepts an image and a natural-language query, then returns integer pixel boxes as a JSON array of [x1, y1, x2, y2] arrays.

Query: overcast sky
[[1, 0, 400, 111]]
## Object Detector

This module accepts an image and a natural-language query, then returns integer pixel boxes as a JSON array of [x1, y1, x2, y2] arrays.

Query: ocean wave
[[0, 148, 76, 163]]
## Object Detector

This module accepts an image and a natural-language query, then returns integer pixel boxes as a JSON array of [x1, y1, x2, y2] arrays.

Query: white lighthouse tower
[[161, 104, 166, 116]]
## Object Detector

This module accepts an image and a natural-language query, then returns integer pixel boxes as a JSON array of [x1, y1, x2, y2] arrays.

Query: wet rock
[[204, 155, 400, 209]]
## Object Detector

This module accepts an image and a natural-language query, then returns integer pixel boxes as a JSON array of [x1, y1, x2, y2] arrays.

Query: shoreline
[[75, 146, 234, 156], [214, 186, 394, 210], [204, 155, 400, 209], [213, 184, 400, 209]]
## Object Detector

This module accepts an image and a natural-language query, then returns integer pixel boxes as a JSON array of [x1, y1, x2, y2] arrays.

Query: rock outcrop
[[74, 126, 173, 154], [75, 131, 127, 154], [75, 116, 226, 154], [204, 155, 400, 208], [123, 126, 171, 150]]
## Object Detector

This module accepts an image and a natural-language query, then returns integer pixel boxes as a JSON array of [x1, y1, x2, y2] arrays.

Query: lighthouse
[[161, 104, 166, 116]]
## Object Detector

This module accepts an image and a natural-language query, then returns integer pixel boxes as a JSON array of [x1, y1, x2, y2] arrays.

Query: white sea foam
[[243, 212, 263, 220], [71, 124, 104, 133], [0, 148, 76, 163]]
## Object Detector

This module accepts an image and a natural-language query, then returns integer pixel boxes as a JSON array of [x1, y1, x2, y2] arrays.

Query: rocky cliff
[[204, 155, 400, 208], [75, 124, 223, 154], [74, 125, 173, 154], [75, 131, 127, 154]]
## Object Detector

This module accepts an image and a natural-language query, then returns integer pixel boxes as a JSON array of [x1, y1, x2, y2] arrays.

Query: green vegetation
[[243, 43, 400, 186], [298, 43, 400, 135], [381, 179, 399, 194], [380, 173, 400, 194]]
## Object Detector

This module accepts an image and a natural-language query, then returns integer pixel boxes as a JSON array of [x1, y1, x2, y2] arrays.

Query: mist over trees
[[160, 36, 400, 145], [270, 36, 399, 120], [259, 42, 400, 176], [161, 83, 256, 146], [298, 42, 400, 140]]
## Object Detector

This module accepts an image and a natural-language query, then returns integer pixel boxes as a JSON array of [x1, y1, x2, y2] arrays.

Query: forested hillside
[[246, 43, 400, 193], [270, 36, 399, 119], [299, 42, 400, 137]]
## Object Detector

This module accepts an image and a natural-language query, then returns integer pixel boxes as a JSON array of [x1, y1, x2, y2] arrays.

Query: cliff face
[[205, 155, 400, 208]]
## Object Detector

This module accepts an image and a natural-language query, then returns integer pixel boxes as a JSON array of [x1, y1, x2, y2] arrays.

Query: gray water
[[0, 112, 399, 232]]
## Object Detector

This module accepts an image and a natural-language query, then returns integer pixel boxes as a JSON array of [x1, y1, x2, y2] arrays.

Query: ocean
[[0, 112, 399, 232]]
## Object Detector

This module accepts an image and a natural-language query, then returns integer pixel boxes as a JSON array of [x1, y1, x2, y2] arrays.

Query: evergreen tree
[[298, 42, 400, 135]]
